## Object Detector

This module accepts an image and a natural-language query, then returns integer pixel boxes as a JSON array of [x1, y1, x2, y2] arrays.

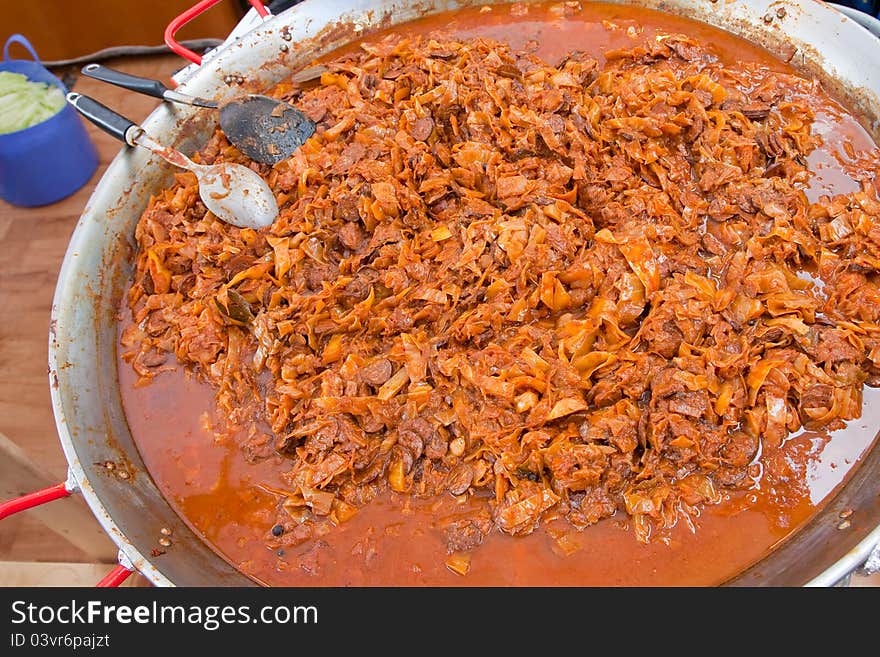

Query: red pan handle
[[165, 0, 271, 65], [1, 482, 136, 586], [96, 564, 134, 588], [0, 482, 71, 520]]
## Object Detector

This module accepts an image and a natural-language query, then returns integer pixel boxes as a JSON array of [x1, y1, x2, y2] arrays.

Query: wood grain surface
[[0, 54, 181, 570]]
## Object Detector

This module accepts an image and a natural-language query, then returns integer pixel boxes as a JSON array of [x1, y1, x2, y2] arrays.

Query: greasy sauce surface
[[119, 361, 878, 585], [118, 2, 880, 585]]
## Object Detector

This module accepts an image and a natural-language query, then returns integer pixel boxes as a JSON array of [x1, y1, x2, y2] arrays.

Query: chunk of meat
[[443, 515, 492, 552], [360, 358, 393, 386]]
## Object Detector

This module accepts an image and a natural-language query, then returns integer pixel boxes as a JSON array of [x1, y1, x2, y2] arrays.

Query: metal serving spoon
[[67, 92, 278, 229], [81, 63, 316, 166]]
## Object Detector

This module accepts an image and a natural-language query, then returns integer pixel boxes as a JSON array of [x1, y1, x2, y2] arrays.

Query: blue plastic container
[[0, 34, 98, 207]]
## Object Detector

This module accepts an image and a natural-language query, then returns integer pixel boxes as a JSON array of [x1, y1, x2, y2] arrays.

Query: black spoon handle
[[81, 63, 170, 100], [81, 63, 218, 109], [66, 92, 139, 145]]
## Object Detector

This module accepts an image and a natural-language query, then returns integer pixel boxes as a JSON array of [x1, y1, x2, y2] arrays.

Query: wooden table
[[0, 54, 181, 585], [1, 53, 877, 587]]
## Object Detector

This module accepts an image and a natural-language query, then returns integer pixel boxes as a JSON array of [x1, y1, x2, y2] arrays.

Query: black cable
[[267, 0, 308, 15], [39, 40, 225, 69]]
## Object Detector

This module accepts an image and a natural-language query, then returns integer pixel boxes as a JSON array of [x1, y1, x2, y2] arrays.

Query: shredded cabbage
[[0, 71, 65, 135]]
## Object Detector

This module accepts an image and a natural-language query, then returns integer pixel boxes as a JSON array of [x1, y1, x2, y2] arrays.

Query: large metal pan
[[33, 0, 880, 585]]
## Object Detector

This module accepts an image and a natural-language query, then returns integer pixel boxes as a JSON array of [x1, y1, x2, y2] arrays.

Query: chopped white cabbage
[[0, 71, 65, 135]]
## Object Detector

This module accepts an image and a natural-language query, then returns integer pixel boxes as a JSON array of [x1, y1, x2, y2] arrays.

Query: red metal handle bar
[[96, 564, 134, 588], [0, 482, 71, 520], [165, 0, 270, 65], [1, 481, 138, 586]]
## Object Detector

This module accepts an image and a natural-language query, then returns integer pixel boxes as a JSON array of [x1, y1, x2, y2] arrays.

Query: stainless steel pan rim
[[808, 526, 880, 586], [49, 0, 880, 587]]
